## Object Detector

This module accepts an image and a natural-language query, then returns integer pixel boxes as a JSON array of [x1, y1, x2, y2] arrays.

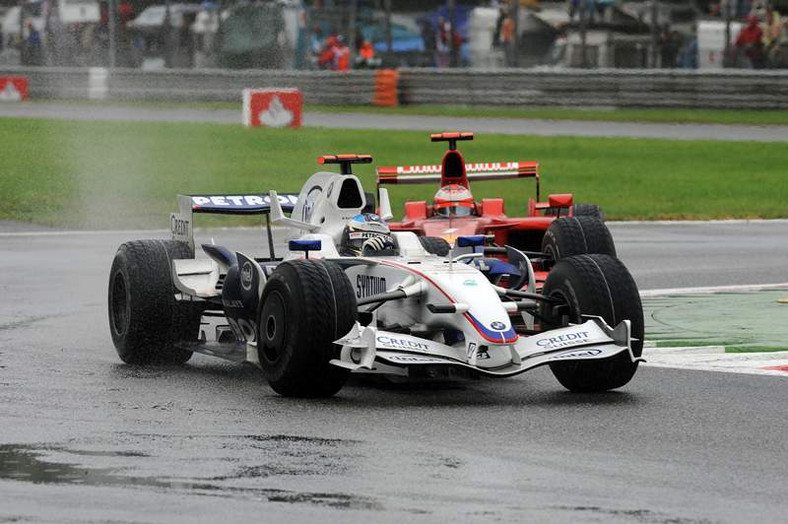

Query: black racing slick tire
[[572, 203, 604, 220], [541, 216, 616, 260], [108, 240, 201, 365], [539, 254, 644, 392], [257, 260, 357, 398], [544, 203, 603, 220], [419, 236, 451, 256]]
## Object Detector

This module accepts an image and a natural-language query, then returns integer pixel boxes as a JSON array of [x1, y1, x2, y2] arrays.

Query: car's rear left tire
[[257, 259, 357, 398], [539, 254, 643, 392], [108, 240, 201, 365]]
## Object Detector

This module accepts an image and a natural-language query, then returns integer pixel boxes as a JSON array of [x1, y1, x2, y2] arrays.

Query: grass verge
[[1, 117, 786, 229]]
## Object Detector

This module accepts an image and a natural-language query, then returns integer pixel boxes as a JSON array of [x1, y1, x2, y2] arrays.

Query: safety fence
[[1, 66, 787, 110]]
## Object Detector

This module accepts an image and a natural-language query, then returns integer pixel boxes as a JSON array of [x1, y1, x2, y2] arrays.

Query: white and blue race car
[[108, 155, 644, 397]]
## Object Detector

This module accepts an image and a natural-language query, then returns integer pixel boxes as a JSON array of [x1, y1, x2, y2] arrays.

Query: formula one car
[[108, 155, 644, 398], [377, 132, 605, 255]]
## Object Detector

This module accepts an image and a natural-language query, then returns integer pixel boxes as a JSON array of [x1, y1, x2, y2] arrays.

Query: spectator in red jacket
[[317, 35, 337, 69], [333, 36, 350, 71], [736, 15, 765, 68]]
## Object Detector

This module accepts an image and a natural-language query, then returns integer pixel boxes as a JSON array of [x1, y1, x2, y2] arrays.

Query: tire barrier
[[373, 69, 399, 108], [1, 66, 786, 110]]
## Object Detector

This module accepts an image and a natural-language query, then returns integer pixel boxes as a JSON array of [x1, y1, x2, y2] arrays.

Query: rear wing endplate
[[170, 193, 299, 254]]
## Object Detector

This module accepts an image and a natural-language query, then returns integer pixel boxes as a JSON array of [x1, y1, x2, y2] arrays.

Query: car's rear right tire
[[544, 203, 604, 220], [541, 216, 616, 260], [539, 254, 643, 392], [419, 236, 451, 256], [572, 203, 604, 220], [257, 260, 357, 398]]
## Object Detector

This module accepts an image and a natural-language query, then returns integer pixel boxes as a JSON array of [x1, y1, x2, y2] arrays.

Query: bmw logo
[[241, 261, 254, 291], [490, 321, 506, 330]]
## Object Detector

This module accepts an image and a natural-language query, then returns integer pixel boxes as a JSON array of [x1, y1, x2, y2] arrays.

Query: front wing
[[331, 317, 642, 378]]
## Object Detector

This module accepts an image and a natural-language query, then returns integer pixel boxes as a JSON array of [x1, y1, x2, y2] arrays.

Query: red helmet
[[434, 184, 475, 217]]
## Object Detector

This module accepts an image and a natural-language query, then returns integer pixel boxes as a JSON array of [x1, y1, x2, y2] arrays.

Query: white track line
[[642, 346, 788, 377], [3, 218, 788, 237], [0, 226, 271, 237], [4, 229, 788, 296], [608, 219, 788, 226], [641, 282, 788, 297]]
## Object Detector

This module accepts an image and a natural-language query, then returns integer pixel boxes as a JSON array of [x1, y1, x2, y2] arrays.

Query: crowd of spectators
[[4, 0, 788, 70], [732, 4, 787, 68], [310, 28, 379, 71]]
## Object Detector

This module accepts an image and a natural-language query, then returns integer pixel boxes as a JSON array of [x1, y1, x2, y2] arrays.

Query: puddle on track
[[0, 443, 380, 511]]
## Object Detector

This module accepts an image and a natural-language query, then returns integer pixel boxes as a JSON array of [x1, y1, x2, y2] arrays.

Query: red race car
[[376, 132, 614, 287], [377, 132, 603, 251]]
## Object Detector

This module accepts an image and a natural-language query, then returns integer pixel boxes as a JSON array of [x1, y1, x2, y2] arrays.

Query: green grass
[[726, 345, 788, 353], [35, 99, 788, 126], [1, 117, 787, 229]]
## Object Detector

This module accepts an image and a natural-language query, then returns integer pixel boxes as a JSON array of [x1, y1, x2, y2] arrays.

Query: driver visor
[[434, 201, 475, 217]]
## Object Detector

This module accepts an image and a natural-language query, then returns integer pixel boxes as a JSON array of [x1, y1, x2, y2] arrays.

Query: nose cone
[[430, 268, 517, 344]]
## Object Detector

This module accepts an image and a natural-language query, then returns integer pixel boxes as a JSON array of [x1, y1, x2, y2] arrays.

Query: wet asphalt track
[[1, 101, 787, 142], [1, 223, 787, 523]]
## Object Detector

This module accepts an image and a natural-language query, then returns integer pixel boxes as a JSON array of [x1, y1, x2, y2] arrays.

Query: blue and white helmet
[[340, 213, 396, 256]]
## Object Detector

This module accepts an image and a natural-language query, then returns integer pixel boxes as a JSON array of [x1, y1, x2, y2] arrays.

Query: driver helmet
[[340, 213, 397, 256], [434, 184, 475, 217]]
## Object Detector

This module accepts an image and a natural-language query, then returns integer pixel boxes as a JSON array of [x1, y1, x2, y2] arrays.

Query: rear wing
[[188, 193, 299, 214], [377, 161, 540, 200], [170, 193, 299, 254]]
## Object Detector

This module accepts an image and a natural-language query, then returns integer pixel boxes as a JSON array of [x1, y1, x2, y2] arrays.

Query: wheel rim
[[543, 289, 576, 329], [110, 271, 130, 337], [260, 290, 287, 364]]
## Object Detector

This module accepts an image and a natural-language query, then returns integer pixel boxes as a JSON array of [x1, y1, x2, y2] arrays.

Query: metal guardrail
[[398, 69, 788, 110], [1, 66, 787, 110]]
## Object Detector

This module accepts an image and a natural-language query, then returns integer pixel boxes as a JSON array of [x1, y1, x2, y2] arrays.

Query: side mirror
[[504, 245, 534, 292]]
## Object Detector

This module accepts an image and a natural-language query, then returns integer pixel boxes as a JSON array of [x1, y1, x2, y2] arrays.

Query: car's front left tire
[[539, 254, 643, 392]]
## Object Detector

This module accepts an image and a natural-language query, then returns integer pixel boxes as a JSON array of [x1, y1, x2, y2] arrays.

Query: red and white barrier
[[0, 77, 28, 102], [242, 88, 302, 128]]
